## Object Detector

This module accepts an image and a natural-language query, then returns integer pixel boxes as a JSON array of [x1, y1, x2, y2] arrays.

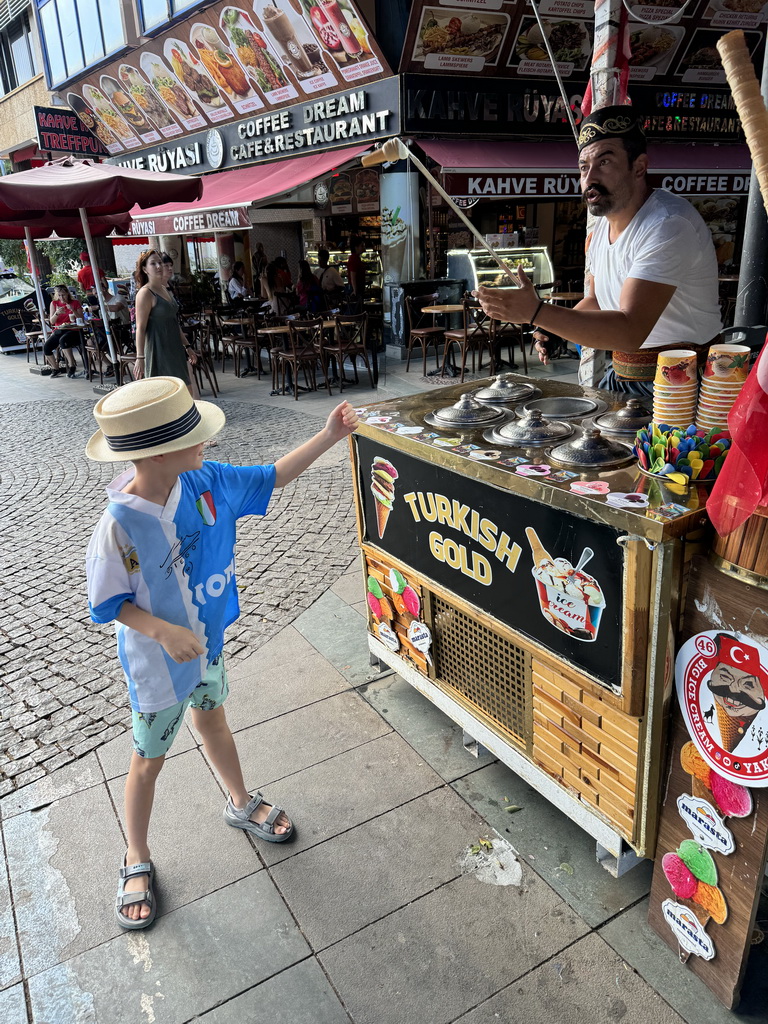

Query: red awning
[[129, 144, 371, 232], [419, 140, 751, 198]]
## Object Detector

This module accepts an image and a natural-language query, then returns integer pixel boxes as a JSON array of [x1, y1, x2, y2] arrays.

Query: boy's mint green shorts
[[132, 656, 229, 759]]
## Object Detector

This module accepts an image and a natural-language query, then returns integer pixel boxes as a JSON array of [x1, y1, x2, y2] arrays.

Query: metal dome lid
[[424, 391, 508, 428], [474, 375, 537, 404], [593, 398, 652, 435], [493, 409, 573, 445], [548, 428, 634, 468]]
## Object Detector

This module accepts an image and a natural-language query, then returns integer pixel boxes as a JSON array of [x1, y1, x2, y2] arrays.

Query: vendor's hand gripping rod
[[362, 138, 521, 286]]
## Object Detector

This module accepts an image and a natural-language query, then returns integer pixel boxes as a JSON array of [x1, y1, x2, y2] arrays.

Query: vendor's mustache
[[582, 185, 609, 201], [709, 680, 766, 712]]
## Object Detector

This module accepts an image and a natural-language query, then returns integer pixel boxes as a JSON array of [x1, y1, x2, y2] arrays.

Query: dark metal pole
[[735, 44, 768, 326]]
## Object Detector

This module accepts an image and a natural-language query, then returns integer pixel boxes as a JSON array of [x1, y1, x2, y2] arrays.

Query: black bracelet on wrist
[[529, 298, 545, 327]]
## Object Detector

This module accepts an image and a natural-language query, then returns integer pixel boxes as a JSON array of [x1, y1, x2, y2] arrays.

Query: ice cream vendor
[[476, 106, 723, 399]]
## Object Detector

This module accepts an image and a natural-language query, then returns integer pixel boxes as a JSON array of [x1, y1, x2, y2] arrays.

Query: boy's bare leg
[[121, 751, 165, 921], [191, 705, 290, 834]]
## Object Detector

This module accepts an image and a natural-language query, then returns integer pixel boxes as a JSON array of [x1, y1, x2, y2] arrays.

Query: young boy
[[85, 376, 359, 930]]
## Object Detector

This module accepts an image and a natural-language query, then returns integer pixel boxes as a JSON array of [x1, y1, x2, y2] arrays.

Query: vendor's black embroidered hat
[[577, 105, 646, 154]]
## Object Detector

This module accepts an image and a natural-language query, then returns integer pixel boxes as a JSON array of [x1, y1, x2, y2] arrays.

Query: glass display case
[[305, 248, 383, 291], [447, 246, 555, 295]]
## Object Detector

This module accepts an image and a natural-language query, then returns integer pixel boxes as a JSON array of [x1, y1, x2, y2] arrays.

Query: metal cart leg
[[596, 842, 646, 878]]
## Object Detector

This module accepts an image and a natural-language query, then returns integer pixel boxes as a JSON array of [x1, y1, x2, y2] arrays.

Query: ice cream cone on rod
[[717, 31, 768, 214]]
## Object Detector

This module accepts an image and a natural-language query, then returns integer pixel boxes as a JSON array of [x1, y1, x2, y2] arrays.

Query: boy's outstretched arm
[[274, 401, 359, 488]]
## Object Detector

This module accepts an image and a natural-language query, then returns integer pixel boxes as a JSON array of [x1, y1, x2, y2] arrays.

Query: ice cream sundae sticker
[[676, 630, 768, 785], [525, 528, 605, 642], [370, 456, 398, 539]]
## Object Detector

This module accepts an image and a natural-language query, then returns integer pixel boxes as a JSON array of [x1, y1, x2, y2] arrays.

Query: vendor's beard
[[582, 186, 613, 216], [709, 681, 765, 714]]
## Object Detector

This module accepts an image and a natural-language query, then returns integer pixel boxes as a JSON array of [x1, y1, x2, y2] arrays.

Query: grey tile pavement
[[1, 349, 761, 1024]]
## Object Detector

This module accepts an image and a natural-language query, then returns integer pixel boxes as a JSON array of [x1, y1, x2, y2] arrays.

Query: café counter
[[350, 375, 711, 875]]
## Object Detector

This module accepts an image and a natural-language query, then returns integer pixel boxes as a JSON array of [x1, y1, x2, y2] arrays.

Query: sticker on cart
[[547, 470, 578, 483], [515, 463, 551, 476], [661, 900, 716, 960], [413, 432, 440, 442], [676, 794, 735, 855], [366, 415, 393, 424], [606, 491, 650, 509], [376, 621, 400, 652], [370, 456, 398, 540], [676, 630, 768, 786], [452, 444, 481, 455], [498, 456, 530, 467], [648, 501, 690, 520], [407, 620, 433, 664], [469, 449, 503, 461], [525, 527, 605, 643], [569, 480, 610, 495], [393, 425, 424, 435], [432, 437, 463, 447]]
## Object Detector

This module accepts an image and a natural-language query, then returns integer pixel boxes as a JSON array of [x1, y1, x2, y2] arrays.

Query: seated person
[[316, 247, 344, 308], [296, 260, 323, 312], [44, 285, 83, 379], [86, 282, 130, 376], [227, 261, 249, 307]]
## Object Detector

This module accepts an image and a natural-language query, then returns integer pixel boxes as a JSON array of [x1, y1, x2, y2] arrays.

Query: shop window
[[138, 0, 205, 35], [36, 0, 126, 86], [0, 11, 38, 96]]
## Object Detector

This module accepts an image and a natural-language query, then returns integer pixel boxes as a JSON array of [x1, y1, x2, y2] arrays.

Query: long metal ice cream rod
[[362, 138, 520, 286]]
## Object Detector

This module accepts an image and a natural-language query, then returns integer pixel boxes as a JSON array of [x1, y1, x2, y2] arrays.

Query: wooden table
[[421, 304, 465, 314], [548, 291, 584, 303]]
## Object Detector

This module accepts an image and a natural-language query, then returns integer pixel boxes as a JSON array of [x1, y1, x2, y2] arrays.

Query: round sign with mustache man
[[676, 630, 768, 786]]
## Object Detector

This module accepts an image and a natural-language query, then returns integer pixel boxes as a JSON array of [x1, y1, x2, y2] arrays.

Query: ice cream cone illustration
[[526, 527, 605, 642], [370, 457, 398, 539], [716, 704, 742, 752]]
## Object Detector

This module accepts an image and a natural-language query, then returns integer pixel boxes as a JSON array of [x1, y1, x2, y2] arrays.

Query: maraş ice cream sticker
[[408, 620, 432, 665], [676, 630, 768, 786], [525, 528, 605, 643], [661, 901, 716, 960], [376, 621, 400, 652], [370, 456, 398, 540]]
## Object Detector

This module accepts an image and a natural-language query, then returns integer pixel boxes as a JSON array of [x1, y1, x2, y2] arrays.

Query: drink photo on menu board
[[163, 35, 237, 122], [251, 0, 339, 94], [116, 65, 185, 138], [298, 0, 384, 82]]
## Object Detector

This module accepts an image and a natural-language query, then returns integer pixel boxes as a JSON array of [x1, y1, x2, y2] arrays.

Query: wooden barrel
[[712, 506, 768, 575]]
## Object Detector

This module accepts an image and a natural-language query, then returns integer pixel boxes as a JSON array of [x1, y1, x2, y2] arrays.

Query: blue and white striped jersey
[[86, 460, 275, 712]]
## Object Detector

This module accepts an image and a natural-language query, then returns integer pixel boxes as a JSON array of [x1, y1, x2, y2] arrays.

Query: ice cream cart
[[351, 374, 711, 875]]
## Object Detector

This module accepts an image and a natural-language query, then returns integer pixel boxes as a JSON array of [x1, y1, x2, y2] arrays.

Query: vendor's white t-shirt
[[590, 189, 722, 349]]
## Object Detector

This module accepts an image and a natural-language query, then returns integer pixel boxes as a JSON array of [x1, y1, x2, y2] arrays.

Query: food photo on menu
[[117, 65, 182, 135], [82, 83, 140, 146], [164, 37, 234, 117], [513, 16, 591, 73], [100, 75, 159, 142], [412, 6, 510, 69], [140, 51, 205, 127], [220, 7, 299, 98], [628, 24, 685, 76], [66, 92, 121, 150], [674, 27, 760, 79], [189, 22, 261, 105]]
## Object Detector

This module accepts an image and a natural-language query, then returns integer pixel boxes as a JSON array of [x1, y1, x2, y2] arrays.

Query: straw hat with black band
[[85, 376, 225, 462]]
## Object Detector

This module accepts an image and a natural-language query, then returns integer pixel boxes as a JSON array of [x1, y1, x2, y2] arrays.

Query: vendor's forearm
[[533, 302, 647, 353]]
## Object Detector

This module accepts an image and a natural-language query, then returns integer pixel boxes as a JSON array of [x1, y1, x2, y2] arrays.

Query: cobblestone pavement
[[0, 399, 358, 794]]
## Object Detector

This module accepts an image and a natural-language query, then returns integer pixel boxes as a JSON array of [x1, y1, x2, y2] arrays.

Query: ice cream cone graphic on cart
[[370, 456, 398, 539], [525, 527, 606, 642]]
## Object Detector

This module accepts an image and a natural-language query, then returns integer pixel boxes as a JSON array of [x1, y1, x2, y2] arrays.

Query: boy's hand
[[325, 401, 359, 442], [157, 624, 204, 663]]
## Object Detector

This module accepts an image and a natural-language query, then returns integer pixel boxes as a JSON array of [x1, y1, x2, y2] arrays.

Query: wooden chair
[[441, 299, 495, 382], [186, 324, 219, 396], [21, 305, 45, 364], [404, 296, 443, 375], [322, 313, 373, 392], [490, 316, 528, 374], [112, 323, 138, 385], [278, 319, 331, 400]]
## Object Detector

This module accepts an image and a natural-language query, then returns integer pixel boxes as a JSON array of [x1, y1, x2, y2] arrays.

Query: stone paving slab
[[0, 398, 357, 793], [254, 731, 444, 867], [1, 753, 104, 820], [270, 786, 490, 951], [26, 873, 310, 1024], [599, 897, 768, 1024], [319, 870, 589, 1024], [216, 690, 393, 791], [452, 761, 653, 929], [0, 827, 21, 989], [293, 590, 379, 686], [359, 673, 496, 783], [106, 748, 261, 918], [453, 932, 686, 1024], [0, 983, 27, 1024], [193, 959, 351, 1024], [5, 786, 125, 977], [221, 625, 352, 734]]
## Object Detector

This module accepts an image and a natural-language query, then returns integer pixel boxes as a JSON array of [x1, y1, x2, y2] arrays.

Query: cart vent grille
[[431, 595, 530, 748]]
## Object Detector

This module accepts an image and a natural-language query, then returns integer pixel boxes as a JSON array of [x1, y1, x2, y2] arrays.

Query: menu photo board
[[316, 165, 380, 212], [400, 0, 765, 89], [67, 0, 391, 156]]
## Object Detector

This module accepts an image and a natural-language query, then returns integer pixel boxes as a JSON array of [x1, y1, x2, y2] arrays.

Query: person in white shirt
[[315, 247, 344, 308], [227, 261, 248, 304], [477, 107, 722, 395]]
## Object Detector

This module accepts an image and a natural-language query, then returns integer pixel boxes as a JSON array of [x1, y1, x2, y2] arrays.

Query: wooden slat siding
[[621, 538, 652, 714]]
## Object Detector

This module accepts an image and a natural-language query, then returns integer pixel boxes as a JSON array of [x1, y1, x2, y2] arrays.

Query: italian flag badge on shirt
[[196, 491, 216, 526]]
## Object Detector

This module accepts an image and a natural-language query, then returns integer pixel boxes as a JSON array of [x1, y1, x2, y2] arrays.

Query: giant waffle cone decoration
[[717, 31, 768, 214], [375, 502, 391, 539], [716, 704, 741, 752]]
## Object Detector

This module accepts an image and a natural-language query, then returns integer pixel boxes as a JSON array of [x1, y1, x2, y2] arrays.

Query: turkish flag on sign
[[707, 334, 768, 536]]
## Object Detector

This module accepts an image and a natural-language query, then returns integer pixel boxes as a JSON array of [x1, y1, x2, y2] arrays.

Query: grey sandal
[[115, 859, 157, 930], [224, 792, 295, 843]]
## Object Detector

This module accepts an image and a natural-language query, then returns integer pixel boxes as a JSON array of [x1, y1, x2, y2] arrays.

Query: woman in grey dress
[[133, 249, 197, 393]]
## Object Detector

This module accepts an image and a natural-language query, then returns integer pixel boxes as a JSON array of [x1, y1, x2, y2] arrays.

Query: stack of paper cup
[[696, 343, 750, 431], [653, 349, 698, 427]]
